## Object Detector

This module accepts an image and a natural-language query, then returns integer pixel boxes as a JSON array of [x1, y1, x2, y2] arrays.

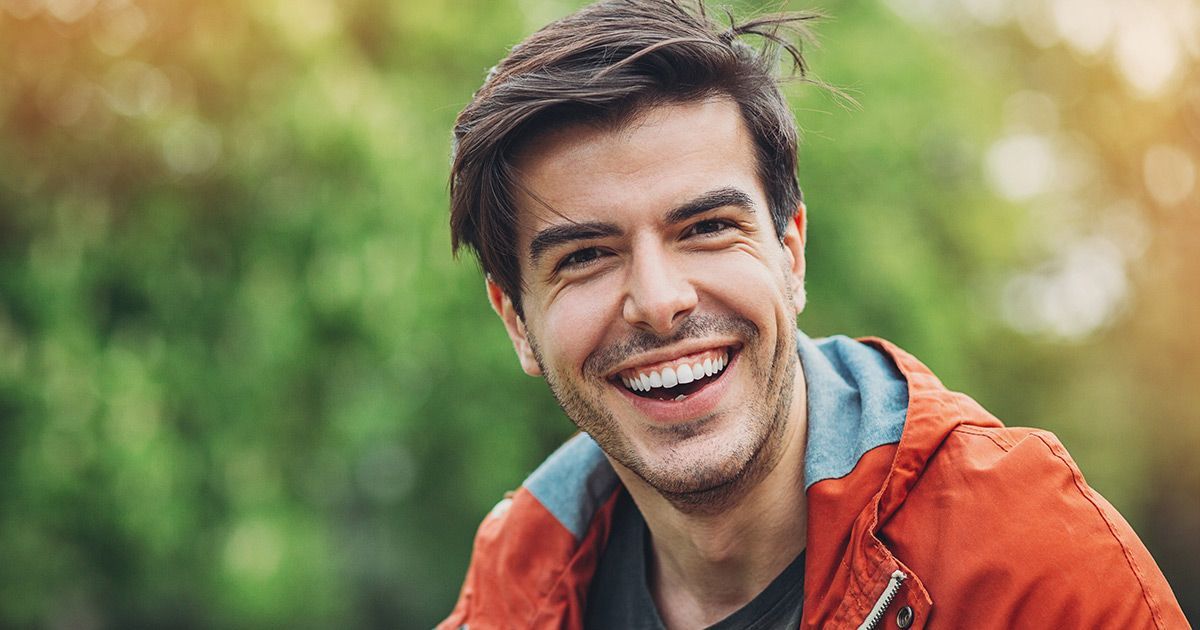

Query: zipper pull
[[856, 569, 907, 630]]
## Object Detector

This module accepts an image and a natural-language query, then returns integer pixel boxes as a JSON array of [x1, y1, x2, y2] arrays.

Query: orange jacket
[[440, 337, 1188, 629]]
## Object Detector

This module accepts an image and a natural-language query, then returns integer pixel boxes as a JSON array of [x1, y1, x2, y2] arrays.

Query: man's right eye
[[558, 247, 604, 270]]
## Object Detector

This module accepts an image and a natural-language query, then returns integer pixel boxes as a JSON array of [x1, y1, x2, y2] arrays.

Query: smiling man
[[507, 99, 806, 521], [439, 1, 1186, 629]]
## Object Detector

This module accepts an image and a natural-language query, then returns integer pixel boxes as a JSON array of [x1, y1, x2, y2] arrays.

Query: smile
[[613, 346, 736, 401]]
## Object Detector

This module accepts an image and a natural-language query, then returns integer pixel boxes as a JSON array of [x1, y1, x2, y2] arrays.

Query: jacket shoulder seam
[[949, 424, 1018, 451], [1031, 431, 1168, 629], [940, 426, 1169, 628]]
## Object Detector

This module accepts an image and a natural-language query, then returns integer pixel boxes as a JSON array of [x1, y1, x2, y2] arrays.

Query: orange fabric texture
[[439, 338, 1189, 629]]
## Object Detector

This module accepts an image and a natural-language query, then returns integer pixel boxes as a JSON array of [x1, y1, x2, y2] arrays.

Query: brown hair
[[450, 0, 817, 316]]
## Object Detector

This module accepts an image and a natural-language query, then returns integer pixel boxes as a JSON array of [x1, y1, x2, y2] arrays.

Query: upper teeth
[[620, 352, 728, 393]]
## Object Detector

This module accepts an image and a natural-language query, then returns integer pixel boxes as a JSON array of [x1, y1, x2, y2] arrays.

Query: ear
[[780, 202, 807, 312], [486, 278, 543, 377]]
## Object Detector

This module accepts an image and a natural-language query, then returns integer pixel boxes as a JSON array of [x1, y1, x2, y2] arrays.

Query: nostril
[[621, 271, 698, 332]]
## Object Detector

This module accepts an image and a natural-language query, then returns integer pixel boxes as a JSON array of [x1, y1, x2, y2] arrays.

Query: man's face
[[489, 99, 807, 504]]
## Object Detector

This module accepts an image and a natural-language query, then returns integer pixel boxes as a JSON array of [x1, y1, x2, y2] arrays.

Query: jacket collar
[[522, 331, 917, 543]]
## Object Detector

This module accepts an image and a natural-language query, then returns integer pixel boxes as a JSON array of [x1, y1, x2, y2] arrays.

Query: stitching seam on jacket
[[1034, 432, 1166, 629], [953, 425, 1016, 451]]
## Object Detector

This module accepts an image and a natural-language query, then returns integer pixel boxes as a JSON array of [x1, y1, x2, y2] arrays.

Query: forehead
[[509, 99, 764, 246]]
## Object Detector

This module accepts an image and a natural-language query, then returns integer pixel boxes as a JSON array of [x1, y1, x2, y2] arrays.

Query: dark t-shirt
[[584, 490, 805, 629]]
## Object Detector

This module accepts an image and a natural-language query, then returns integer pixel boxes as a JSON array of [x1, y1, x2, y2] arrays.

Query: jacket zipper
[[856, 569, 907, 630]]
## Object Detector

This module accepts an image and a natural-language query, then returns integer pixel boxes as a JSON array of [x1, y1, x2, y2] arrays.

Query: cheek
[[701, 253, 792, 316], [540, 278, 625, 368]]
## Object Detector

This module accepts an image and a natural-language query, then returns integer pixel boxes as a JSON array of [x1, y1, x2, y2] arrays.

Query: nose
[[622, 241, 697, 334]]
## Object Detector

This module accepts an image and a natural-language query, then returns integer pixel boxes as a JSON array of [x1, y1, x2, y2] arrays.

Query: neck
[[614, 365, 809, 629]]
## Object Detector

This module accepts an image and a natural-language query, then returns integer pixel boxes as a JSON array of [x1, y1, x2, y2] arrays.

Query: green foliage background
[[1, 0, 1197, 627]]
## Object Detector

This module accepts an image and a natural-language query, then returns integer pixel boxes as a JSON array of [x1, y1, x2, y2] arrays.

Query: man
[[440, 1, 1187, 628]]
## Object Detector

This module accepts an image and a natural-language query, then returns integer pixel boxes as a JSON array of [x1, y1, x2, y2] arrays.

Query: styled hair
[[450, 0, 817, 316]]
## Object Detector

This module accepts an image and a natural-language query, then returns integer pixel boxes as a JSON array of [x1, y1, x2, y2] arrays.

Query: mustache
[[585, 314, 758, 377]]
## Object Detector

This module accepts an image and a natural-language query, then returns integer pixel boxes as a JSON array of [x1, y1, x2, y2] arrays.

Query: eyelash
[[557, 247, 607, 271], [686, 218, 735, 237]]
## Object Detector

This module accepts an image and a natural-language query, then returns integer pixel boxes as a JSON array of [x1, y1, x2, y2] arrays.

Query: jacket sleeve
[[883, 426, 1190, 629]]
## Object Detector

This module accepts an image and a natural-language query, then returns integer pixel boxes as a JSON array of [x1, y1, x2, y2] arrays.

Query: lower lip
[[614, 351, 739, 424]]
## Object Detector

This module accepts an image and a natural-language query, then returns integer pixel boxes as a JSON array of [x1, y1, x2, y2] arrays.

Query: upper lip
[[603, 339, 740, 379]]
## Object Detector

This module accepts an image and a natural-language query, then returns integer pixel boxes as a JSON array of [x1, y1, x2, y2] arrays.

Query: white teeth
[[619, 350, 733, 393], [677, 364, 694, 384], [661, 367, 678, 388]]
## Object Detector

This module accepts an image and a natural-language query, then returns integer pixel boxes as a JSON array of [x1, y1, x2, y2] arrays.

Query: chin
[[612, 416, 771, 507]]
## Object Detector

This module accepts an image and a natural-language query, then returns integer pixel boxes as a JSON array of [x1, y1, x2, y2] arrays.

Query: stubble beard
[[528, 311, 799, 516]]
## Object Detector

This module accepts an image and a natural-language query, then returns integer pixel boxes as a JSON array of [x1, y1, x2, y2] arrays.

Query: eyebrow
[[664, 187, 756, 225], [527, 186, 757, 267]]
